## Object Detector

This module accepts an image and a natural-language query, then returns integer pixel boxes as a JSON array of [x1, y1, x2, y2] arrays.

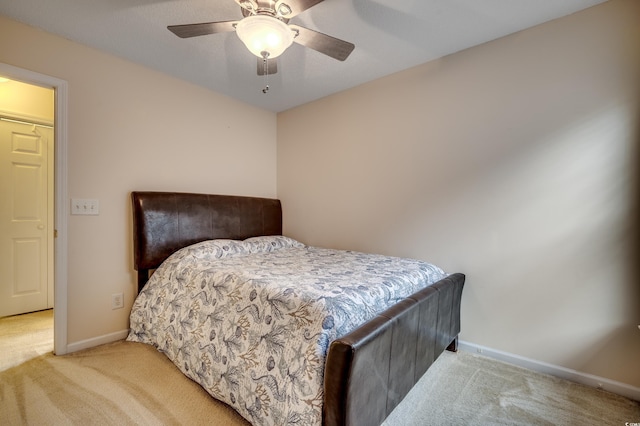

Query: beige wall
[[278, 0, 640, 388], [0, 79, 54, 123], [0, 16, 277, 344]]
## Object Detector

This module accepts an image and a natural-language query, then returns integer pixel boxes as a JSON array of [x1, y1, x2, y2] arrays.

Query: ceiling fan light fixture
[[236, 15, 294, 59]]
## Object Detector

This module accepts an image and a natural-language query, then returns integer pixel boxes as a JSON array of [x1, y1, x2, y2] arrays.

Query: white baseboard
[[458, 340, 640, 402], [65, 329, 129, 354]]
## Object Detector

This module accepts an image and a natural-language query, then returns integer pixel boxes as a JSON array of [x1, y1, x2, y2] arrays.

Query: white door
[[0, 118, 54, 317]]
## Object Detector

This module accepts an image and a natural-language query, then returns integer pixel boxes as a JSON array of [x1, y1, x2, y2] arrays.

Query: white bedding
[[127, 236, 447, 425]]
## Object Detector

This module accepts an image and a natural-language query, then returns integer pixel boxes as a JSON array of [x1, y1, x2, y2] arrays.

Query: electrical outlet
[[111, 292, 124, 310], [71, 198, 100, 215]]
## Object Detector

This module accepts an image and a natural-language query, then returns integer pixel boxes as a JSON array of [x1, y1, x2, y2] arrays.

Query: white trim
[[66, 330, 129, 354], [458, 340, 640, 402], [0, 63, 69, 356], [0, 112, 54, 128]]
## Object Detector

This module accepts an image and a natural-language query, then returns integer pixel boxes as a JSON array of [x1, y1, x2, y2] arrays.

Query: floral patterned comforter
[[127, 236, 447, 426]]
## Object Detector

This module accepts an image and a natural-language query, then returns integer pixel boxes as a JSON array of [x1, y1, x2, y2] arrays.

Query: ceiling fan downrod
[[262, 52, 270, 94]]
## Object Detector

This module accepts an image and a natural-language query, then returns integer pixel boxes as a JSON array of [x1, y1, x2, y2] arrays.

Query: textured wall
[[278, 0, 640, 387]]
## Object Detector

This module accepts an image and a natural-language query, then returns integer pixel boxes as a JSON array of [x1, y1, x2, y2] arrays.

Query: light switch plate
[[71, 198, 99, 215]]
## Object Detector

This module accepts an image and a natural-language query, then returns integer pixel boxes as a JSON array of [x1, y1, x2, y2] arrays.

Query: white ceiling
[[0, 0, 606, 112]]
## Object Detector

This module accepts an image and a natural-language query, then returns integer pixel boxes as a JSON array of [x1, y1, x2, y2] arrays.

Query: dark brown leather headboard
[[132, 191, 282, 291]]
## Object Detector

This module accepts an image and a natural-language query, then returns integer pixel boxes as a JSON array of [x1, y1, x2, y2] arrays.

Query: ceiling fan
[[168, 0, 355, 76]]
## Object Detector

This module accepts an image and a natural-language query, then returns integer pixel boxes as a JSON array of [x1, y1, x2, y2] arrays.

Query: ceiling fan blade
[[168, 21, 238, 38], [289, 25, 354, 61], [257, 58, 278, 75], [275, 0, 324, 18]]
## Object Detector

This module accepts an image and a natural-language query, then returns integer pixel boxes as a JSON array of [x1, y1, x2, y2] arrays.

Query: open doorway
[[0, 63, 69, 357], [0, 78, 54, 366], [0, 79, 54, 317]]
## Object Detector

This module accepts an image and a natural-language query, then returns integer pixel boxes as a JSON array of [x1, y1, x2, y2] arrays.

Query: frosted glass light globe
[[236, 15, 294, 59]]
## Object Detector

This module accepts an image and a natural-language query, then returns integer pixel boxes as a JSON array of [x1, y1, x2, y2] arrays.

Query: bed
[[128, 191, 465, 426]]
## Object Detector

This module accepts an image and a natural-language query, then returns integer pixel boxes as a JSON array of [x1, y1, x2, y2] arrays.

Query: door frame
[[0, 63, 69, 355]]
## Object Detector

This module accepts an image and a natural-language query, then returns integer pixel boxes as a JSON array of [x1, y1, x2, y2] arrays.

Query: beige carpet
[[0, 340, 248, 426], [383, 351, 640, 426], [1, 325, 638, 425], [0, 309, 53, 372]]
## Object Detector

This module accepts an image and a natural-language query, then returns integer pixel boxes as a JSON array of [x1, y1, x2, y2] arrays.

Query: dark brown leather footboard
[[323, 273, 465, 426]]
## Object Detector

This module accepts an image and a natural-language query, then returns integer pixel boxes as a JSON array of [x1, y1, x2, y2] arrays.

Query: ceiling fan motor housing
[[238, 0, 292, 19]]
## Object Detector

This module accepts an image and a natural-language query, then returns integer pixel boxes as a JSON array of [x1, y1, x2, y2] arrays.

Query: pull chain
[[261, 51, 269, 94]]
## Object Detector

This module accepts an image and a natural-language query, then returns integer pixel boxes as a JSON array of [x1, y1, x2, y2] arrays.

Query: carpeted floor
[[1, 340, 248, 426], [1, 311, 639, 425], [383, 351, 640, 426], [0, 309, 53, 372]]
